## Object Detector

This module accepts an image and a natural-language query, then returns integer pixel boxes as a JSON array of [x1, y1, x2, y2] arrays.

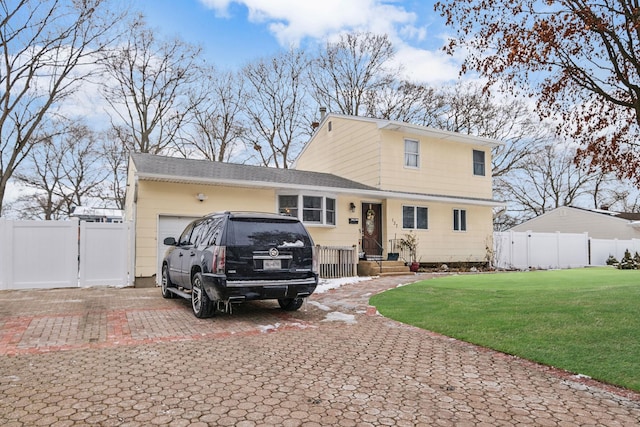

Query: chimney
[[319, 106, 327, 119]]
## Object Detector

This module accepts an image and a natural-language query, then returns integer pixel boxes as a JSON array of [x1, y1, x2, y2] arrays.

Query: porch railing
[[316, 245, 358, 278], [388, 239, 411, 263]]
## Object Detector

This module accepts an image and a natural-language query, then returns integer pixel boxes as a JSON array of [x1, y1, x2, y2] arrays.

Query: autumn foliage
[[435, 0, 640, 184]]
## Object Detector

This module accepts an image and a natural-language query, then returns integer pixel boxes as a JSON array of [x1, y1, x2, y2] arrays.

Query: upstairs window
[[473, 150, 485, 176], [405, 139, 419, 168], [453, 209, 467, 231]]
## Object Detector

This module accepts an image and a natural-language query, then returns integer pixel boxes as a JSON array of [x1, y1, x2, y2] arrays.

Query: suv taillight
[[214, 246, 226, 273], [312, 245, 318, 274]]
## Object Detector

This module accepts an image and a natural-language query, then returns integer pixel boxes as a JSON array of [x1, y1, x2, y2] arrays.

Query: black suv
[[161, 211, 319, 318]]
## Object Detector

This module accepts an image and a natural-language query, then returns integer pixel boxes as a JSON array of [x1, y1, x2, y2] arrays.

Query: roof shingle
[[131, 153, 377, 191]]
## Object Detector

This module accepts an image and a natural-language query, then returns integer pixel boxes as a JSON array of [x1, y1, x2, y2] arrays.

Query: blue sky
[[135, 0, 462, 83]]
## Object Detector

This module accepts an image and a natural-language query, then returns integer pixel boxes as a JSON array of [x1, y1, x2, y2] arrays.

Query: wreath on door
[[365, 208, 375, 236]]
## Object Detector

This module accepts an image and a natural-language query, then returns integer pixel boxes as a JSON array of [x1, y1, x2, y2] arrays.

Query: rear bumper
[[201, 273, 318, 302]]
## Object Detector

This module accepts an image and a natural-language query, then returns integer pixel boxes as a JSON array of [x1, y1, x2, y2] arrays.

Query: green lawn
[[369, 268, 640, 392]]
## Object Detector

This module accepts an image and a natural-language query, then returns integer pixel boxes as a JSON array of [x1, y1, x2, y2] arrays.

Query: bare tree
[[0, 0, 124, 214], [14, 120, 109, 219], [177, 68, 247, 162], [98, 131, 129, 210], [100, 16, 203, 154], [242, 49, 311, 168], [368, 80, 447, 127], [309, 32, 399, 116], [497, 144, 605, 220]]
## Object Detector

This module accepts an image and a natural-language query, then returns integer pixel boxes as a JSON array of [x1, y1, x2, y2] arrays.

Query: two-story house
[[125, 113, 504, 286]]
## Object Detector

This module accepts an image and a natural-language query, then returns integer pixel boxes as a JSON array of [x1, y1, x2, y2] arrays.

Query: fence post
[[0, 219, 8, 290]]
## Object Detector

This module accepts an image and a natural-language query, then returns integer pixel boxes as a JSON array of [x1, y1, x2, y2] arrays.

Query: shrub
[[618, 249, 638, 270]]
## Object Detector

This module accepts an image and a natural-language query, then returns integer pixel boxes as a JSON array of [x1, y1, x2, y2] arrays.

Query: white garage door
[[156, 215, 199, 285]]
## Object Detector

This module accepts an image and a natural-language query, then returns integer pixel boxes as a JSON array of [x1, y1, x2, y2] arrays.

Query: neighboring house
[[510, 206, 640, 239], [125, 113, 504, 286], [70, 206, 124, 223]]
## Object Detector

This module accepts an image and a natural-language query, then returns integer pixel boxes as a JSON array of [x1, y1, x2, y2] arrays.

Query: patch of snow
[[280, 240, 304, 247], [574, 373, 592, 380], [322, 311, 356, 324], [258, 323, 280, 333], [314, 276, 373, 294], [307, 300, 332, 311]]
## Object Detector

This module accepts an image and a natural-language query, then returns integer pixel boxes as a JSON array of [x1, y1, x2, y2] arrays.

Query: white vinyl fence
[[0, 219, 132, 290], [494, 230, 640, 270]]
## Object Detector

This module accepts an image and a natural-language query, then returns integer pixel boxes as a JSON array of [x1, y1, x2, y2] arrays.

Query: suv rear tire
[[278, 297, 304, 311], [191, 272, 215, 318]]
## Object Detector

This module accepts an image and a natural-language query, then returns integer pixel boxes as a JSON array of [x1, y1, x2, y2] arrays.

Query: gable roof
[[567, 206, 640, 222], [511, 206, 640, 231], [130, 153, 504, 207]]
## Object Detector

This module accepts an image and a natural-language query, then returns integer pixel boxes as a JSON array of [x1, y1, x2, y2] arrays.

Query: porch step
[[357, 260, 411, 277]]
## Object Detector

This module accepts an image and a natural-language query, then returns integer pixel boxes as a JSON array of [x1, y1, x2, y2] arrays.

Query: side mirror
[[163, 237, 177, 246]]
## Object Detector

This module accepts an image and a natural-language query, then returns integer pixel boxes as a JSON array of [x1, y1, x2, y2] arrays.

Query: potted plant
[[399, 232, 420, 272]]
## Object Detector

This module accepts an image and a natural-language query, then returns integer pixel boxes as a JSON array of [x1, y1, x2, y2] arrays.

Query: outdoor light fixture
[[196, 193, 207, 202], [349, 202, 356, 212]]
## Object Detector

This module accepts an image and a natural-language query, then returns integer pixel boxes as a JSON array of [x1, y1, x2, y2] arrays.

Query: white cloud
[[199, 0, 416, 46], [198, 0, 462, 84], [394, 44, 461, 84]]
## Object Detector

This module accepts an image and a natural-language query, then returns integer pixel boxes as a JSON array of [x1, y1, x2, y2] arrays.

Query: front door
[[362, 203, 382, 258]]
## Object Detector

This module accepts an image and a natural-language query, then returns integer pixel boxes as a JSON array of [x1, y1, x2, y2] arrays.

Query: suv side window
[[191, 220, 209, 247], [204, 217, 224, 246], [178, 222, 196, 246]]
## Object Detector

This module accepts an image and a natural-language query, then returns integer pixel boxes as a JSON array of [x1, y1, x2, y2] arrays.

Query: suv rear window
[[227, 219, 312, 247]]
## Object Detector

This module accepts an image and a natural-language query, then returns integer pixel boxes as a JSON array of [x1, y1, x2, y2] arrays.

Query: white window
[[453, 209, 467, 231], [405, 139, 419, 168], [278, 195, 298, 218], [278, 194, 336, 226], [473, 150, 485, 176], [403, 206, 428, 230], [303, 196, 322, 223]]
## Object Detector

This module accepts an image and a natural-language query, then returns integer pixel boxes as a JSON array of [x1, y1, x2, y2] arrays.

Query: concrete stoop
[[357, 260, 411, 276]]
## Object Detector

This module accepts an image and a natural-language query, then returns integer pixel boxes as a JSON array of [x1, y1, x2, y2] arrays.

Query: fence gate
[[0, 219, 131, 290], [79, 221, 131, 287]]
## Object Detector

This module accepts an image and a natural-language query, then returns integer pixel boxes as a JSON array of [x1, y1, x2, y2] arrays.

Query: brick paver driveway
[[1, 274, 639, 426]]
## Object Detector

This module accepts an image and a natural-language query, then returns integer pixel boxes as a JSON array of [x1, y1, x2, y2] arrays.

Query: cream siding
[[511, 206, 640, 239], [384, 199, 493, 263], [295, 118, 382, 187], [379, 131, 492, 199]]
